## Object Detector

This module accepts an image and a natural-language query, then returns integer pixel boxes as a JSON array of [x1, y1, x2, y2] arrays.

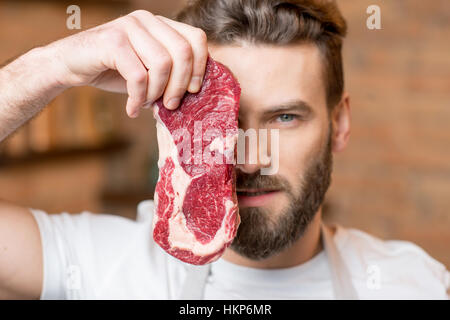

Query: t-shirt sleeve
[[29, 208, 88, 299], [29, 207, 144, 300]]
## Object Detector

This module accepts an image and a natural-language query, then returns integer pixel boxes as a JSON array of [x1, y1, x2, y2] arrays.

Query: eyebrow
[[261, 99, 314, 116]]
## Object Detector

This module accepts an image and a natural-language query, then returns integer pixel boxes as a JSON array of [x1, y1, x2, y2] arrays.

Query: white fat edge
[[167, 199, 238, 257], [152, 192, 159, 230], [153, 105, 193, 224], [224, 198, 239, 236]]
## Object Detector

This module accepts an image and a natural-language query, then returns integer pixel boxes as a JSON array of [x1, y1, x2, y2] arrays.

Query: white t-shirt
[[29, 200, 449, 300]]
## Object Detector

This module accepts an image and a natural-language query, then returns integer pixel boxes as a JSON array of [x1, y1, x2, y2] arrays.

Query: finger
[[155, 15, 208, 93], [112, 43, 148, 118], [124, 17, 173, 107], [130, 10, 194, 110]]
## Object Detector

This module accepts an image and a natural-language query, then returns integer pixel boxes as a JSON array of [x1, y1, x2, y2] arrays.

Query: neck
[[222, 208, 324, 269]]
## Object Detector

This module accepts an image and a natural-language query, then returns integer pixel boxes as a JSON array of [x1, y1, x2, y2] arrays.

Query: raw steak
[[152, 56, 241, 265]]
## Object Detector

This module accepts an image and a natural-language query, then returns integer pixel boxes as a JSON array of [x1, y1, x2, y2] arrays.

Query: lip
[[237, 189, 281, 207]]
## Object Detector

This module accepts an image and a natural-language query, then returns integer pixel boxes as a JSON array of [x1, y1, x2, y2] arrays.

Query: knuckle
[[130, 9, 153, 19], [116, 15, 139, 31], [156, 53, 172, 75], [122, 15, 137, 25], [176, 41, 193, 63], [131, 70, 147, 84], [104, 28, 127, 47], [194, 28, 207, 45]]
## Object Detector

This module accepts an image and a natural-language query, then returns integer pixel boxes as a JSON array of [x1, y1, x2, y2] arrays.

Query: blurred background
[[0, 0, 449, 268]]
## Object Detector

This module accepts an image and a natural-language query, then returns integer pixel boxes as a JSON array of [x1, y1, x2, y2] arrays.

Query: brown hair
[[175, 0, 347, 110]]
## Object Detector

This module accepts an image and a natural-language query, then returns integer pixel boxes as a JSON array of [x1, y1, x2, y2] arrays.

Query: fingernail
[[188, 76, 202, 93], [166, 97, 180, 109]]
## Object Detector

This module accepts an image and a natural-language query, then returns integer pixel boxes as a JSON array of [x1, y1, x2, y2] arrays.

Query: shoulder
[[333, 224, 449, 299], [29, 200, 188, 299], [30, 201, 151, 244], [29, 200, 163, 271], [30, 199, 155, 235]]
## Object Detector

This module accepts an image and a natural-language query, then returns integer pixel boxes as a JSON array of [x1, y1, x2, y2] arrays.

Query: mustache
[[235, 170, 291, 191]]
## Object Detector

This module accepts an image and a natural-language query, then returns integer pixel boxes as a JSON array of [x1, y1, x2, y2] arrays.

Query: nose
[[235, 124, 272, 175], [235, 161, 261, 175]]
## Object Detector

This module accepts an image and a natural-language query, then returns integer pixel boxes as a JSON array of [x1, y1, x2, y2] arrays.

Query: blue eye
[[277, 114, 296, 122]]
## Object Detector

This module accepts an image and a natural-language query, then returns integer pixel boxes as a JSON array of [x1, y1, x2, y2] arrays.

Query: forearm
[[0, 46, 66, 142]]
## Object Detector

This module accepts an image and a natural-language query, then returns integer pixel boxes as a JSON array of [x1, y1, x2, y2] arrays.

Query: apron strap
[[178, 223, 359, 300], [178, 264, 211, 300], [321, 223, 359, 300]]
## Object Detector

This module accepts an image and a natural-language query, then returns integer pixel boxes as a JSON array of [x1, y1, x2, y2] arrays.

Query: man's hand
[[52, 10, 208, 117], [0, 10, 208, 142]]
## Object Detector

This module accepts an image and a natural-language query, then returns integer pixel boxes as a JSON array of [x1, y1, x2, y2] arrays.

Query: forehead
[[208, 43, 327, 114]]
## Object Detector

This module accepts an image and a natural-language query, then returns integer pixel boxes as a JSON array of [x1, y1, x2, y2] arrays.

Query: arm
[[0, 47, 66, 141], [0, 10, 208, 142], [0, 200, 42, 299], [0, 10, 208, 299]]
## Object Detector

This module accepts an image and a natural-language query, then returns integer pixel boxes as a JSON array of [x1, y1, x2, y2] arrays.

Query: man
[[0, 0, 448, 299]]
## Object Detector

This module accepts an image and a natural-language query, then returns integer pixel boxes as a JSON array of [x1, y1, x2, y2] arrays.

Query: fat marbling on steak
[[152, 56, 241, 265]]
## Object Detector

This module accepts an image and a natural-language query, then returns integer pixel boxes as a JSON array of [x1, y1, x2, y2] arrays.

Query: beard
[[231, 129, 333, 260]]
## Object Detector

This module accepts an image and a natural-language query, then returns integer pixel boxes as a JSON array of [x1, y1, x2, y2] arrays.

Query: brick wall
[[325, 0, 450, 268]]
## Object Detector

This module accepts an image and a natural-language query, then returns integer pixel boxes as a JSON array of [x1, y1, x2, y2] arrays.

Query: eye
[[276, 114, 296, 122]]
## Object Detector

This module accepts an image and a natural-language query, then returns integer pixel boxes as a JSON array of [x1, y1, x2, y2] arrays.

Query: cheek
[[276, 124, 325, 190]]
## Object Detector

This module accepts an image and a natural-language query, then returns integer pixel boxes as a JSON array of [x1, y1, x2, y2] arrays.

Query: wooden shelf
[[101, 189, 153, 205], [0, 138, 130, 168]]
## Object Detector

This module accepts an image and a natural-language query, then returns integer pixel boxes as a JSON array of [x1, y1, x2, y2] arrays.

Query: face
[[209, 43, 336, 260]]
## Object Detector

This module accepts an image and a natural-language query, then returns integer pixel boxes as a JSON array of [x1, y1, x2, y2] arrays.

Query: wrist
[[0, 46, 68, 142], [24, 45, 70, 93]]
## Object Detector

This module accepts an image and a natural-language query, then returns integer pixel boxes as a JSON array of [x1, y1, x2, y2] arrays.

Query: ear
[[331, 92, 351, 153]]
